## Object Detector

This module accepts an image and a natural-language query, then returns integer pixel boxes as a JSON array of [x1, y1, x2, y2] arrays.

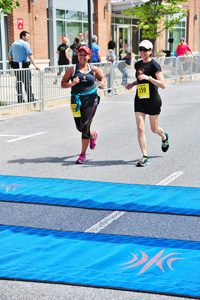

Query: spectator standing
[[176, 38, 193, 57], [77, 32, 87, 48], [121, 52, 132, 85], [119, 38, 123, 60], [106, 40, 116, 95], [176, 38, 193, 76], [8, 31, 39, 103], [54, 37, 71, 84], [69, 37, 80, 64], [91, 35, 101, 63]]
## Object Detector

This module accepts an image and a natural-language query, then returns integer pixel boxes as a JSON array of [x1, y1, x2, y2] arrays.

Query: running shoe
[[76, 154, 86, 164], [136, 156, 149, 167], [162, 133, 169, 152], [90, 131, 98, 150]]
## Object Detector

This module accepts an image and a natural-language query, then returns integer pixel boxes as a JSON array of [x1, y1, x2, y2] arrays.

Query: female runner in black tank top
[[61, 46, 105, 164], [125, 40, 169, 167]]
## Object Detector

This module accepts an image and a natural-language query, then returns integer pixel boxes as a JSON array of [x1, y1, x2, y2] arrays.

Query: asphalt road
[[0, 80, 200, 300]]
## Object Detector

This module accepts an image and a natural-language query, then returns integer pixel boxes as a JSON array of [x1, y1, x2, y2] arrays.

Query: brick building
[[0, 0, 199, 69], [7, 0, 48, 65]]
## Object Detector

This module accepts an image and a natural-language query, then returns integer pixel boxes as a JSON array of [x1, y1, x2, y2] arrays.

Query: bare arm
[[61, 66, 80, 88], [137, 70, 165, 89], [187, 46, 193, 56], [28, 54, 40, 70], [92, 66, 105, 89], [65, 48, 72, 63], [97, 50, 102, 63], [125, 79, 138, 90]]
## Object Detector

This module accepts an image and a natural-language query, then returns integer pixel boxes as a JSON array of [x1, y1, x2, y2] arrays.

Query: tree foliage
[[122, 0, 189, 55], [0, 0, 20, 15]]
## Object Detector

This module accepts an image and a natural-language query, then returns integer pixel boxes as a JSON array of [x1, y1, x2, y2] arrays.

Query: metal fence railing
[[0, 68, 42, 117], [0, 56, 200, 117]]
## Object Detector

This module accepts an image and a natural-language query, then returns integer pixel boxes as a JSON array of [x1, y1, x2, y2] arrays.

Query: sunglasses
[[138, 47, 150, 52]]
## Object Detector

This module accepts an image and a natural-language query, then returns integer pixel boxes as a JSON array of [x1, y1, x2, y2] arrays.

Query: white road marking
[[85, 171, 184, 233], [0, 134, 24, 137], [85, 211, 125, 233], [157, 171, 184, 186], [6, 132, 46, 142]]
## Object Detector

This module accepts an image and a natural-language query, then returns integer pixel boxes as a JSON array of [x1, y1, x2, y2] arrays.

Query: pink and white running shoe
[[76, 153, 86, 164], [90, 131, 98, 150]]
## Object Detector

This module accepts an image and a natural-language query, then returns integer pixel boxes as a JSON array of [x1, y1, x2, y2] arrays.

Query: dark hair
[[127, 52, 131, 56], [20, 31, 29, 39], [108, 40, 116, 50], [71, 37, 80, 50], [74, 37, 80, 44]]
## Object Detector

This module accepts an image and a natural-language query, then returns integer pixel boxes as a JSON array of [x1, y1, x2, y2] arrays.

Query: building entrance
[[116, 25, 131, 60]]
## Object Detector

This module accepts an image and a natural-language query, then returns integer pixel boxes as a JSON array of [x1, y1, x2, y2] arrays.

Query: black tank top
[[71, 64, 96, 94]]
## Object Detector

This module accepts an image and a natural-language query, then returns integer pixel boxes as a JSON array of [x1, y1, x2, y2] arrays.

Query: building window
[[56, 9, 88, 47], [111, 15, 140, 55], [124, 18, 131, 25], [0, 14, 9, 70], [115, 17, 123, 24], [66, 21, 82, 43], [0, 23, 2, 69], [66, 10, 82, 21], [168, 18, 186, 54], [56, 9, 65, 19], [56, 21, 65, 45]]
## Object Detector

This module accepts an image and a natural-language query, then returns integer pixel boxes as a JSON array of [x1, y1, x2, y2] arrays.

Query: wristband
[[149, 76, 152, 81]]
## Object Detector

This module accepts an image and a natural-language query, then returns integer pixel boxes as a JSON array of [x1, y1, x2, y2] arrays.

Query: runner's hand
[[137, 74, 149, 81], [72, 77, 80, 86], [125, 83, 133, 90], [97, 80, 105, 90]]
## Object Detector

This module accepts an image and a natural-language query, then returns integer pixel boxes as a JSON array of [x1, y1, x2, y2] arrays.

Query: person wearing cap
[[61, 45, 105, 164], [176, 38, 193, 57], [125, 40, 169, 167], [176, 38, 193, 76]]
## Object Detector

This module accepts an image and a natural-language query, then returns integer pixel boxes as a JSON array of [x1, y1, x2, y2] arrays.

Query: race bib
[[138, 83, 150, 99], [70, 104, 81, 117]]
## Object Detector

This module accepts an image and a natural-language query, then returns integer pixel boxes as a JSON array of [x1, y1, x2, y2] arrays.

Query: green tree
[[123, 0, 189, 56], [0, 0, 20, 15]]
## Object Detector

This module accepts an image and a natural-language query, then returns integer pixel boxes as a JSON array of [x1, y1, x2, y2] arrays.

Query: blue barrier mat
[[0, 225, 200, 298], [0, 175, 200, 216]]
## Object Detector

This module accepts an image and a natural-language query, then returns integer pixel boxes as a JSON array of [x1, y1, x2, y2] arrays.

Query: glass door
[[117, 25, 131, 60]]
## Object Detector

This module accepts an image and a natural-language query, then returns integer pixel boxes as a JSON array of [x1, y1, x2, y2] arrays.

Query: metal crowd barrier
[[0, 56, 200, 117], [42, 65, 71, 102], [0, 68, 41, 117]]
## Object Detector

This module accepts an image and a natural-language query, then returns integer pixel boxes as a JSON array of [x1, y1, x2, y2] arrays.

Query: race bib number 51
[[138, 83, 150, 99]]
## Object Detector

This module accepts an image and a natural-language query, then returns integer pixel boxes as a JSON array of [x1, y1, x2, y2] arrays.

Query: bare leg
[[149, 115, 166, 141], [135, 112, 147, 157], [90, 131, 94, 139], [81, 138, 90, 155]]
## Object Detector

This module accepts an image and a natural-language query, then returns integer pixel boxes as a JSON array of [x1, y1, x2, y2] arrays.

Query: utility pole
[[88, 0, 93, 50]]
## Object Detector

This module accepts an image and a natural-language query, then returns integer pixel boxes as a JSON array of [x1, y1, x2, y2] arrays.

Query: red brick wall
[[94, 0, 112, 58], [182, 0, 200, 53], [8, 0, 48, 60]]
